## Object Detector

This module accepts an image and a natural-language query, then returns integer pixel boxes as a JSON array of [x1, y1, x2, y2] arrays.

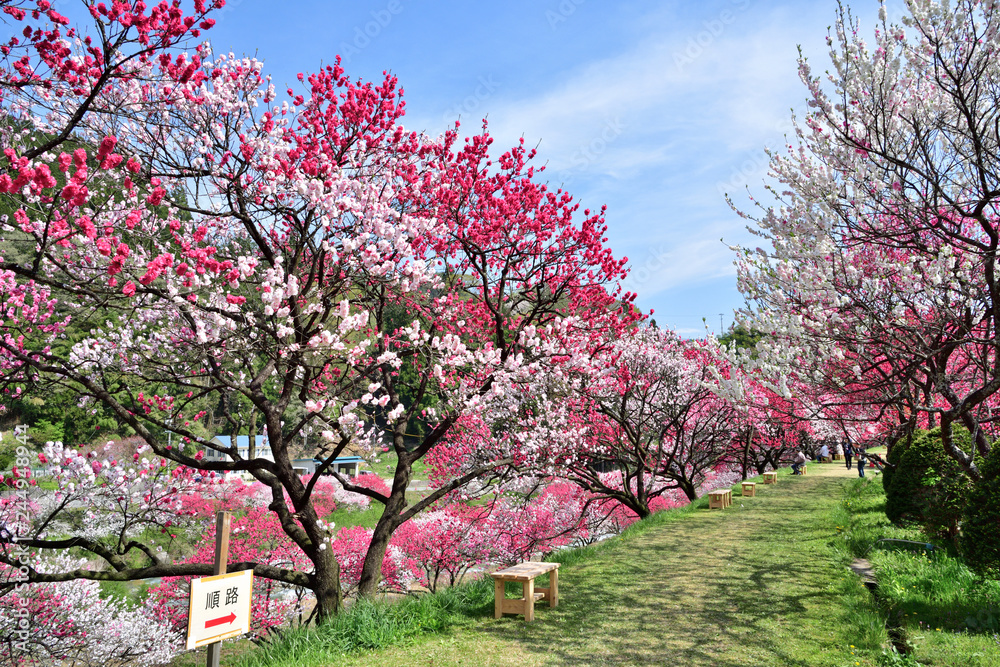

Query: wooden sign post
[[207, 511, 230, 667], [184, 512, 255, 666]]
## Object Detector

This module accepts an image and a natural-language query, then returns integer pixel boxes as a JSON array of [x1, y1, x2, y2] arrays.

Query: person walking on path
[[857, 446, 866, 478], [844, 440, 854, 471]]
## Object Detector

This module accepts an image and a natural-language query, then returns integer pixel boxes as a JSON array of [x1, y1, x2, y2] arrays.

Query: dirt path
[[329, 462, 867, 667]]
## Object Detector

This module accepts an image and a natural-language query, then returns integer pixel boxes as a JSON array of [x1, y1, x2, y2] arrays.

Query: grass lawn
[[366, 448, 431, 485], [243, 463, 889, 667], [328, 503, 383, 531]]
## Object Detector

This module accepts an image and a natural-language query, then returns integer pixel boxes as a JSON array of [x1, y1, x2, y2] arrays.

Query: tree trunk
[[679, 479, 698, 501], [740, 433, 752, 481], [755, 457, 769, 475], [311, 549, 343, 621], [944, 414, 983, 481], [248, 412, 257, 460], [623, 495, 650, 519], [356, 511, 399, 597], [356, 463, 410, 597]]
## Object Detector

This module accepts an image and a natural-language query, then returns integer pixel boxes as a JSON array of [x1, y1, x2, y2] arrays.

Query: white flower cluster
[[0, 553, 180, 666]]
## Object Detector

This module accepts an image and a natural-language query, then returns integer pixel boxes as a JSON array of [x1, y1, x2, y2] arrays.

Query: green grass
[[33, 477, 57, 490], [98, 579, 152, 606], [230, 579, 496, 667], [328, 504, 384, 531], [367, 448, 430, 485], [171, 638, 258, 667], [836, 476, 1000, 666], [229, 466, 893, 666]]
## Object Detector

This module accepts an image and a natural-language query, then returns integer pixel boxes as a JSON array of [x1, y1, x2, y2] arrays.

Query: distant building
[[205, 435, 364, 478], [296, 441, 369, 477], [204, 435, 274, 463], [290, 456, 363, 477], [290, 458, 315, 476]]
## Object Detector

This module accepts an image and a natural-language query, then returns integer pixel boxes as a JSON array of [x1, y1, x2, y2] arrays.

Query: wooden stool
[[741, 481, 756, 497], [708, 489, 732, 509], [763, 471, 778, 484], [491, 562, 559, 622], [800, 465, 807, 475]]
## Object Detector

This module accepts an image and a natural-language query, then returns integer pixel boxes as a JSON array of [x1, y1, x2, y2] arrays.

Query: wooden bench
[[741, 481, 756, 497], [763, 471, 778, 484], [833, 454, 843, 460], [708, 488, 732, 509], [491, 561, 559, 622]]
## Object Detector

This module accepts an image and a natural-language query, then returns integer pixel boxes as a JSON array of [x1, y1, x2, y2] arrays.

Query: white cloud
[[621, 236, 736, 296], [475, 7, 820, 176], [404, 1, 892, 307]]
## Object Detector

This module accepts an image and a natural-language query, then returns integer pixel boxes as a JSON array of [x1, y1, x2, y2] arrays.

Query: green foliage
[[961, 444, 1000, 580], [884, 427, 971, 540], [882, 430, 912, 494], [716, 324, 764, 353], [0, 436, 18, 471], [30, 419, 63, 444], [379, 304, 438, 437], [3, 383, 137, 447]]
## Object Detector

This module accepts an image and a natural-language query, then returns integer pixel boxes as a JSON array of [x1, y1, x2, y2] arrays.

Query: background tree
[[732, 0, 1000, 479], [541, 327, 738, 514]]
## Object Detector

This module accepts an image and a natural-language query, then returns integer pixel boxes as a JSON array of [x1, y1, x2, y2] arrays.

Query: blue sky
[[57, 0, 909, 335]]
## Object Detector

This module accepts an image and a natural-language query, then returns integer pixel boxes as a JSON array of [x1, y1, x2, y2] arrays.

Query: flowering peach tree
[[732, 0, 1000, 477], [0, 0, 631, 620], [0, 553, 178, 666], [531, 327, 740, 516]]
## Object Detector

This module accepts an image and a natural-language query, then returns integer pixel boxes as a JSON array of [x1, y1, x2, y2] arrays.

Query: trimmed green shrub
[[882, 430, 912, 500], [884, 427, 971, 540], [961, 444, 1000, 579]]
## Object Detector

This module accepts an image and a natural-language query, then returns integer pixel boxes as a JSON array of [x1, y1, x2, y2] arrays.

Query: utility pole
[[719, 313, 724, 334]]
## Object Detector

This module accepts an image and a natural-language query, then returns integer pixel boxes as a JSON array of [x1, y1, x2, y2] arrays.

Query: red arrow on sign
[[205, 612, 236, 629]]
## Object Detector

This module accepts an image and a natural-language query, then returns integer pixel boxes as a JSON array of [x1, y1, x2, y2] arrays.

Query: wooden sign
[[185, 569, 254, 650]]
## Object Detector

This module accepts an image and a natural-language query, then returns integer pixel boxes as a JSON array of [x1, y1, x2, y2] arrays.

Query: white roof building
[[204, 436, 364, 478], [204, 435, 274, 463]]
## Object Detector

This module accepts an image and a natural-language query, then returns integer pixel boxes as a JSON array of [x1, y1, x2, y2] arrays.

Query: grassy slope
[[835, 475, 1000, 667], [294, 464, 881, 667], [181, 462, 1000, 667]]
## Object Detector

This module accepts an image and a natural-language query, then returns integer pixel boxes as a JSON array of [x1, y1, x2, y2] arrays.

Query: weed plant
[[235, 577, 495, 667], [838, 476, 1000, 666]]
